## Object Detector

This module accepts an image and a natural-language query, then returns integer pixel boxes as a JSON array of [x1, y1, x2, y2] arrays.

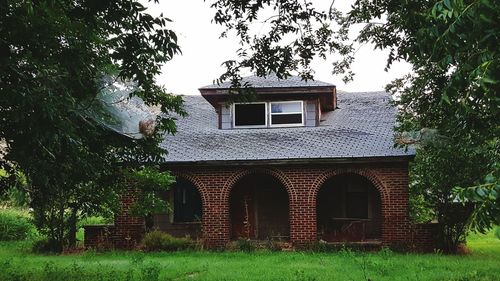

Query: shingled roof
[[160, 91, 415, 164], [199, 74, 335, 89]]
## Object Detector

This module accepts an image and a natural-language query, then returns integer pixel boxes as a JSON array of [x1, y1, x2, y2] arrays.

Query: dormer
[[199, 75, 337, 129]]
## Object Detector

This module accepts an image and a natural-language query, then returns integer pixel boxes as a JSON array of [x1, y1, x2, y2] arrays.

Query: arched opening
[[316, 174, 382, 242], [230, 173, 290, 240], [172, 178, 203, 223], [152, 178, 203, 238]]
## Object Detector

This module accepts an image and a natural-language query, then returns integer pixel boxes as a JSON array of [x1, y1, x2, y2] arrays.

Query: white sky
[[145, 1, 412, 95]]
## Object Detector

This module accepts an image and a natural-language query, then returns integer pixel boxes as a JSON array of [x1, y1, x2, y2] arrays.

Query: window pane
[[271, 114, 302, 125], [271, 102, 302, 113], [174, 181, 202, 223], [234, 103, 266, 126]]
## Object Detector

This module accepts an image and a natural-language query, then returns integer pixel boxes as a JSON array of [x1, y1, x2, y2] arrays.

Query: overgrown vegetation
[[235, 238, 256, 252], [0, 208, 36, 241], [0, 229, 498, 281], [141, 231, 195, 252]]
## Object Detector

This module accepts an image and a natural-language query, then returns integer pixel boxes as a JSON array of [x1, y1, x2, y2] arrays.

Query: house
[[84, 75, 438, 251]]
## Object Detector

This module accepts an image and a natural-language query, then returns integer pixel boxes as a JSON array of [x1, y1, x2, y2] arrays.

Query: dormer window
[[270, 101, 303, 127], [233, 102, 267, 128], [232, 101, 304, 128], [200, 75, 337, 130]]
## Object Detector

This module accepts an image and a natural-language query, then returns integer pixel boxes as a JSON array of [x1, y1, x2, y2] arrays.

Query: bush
[[141, 231, 193, 252], [236, 238, 255, 252], [495, 226, 500, 240], [264, 238, 282, 252], [32, 238, 62, 253], [0, 209, 35, 241]]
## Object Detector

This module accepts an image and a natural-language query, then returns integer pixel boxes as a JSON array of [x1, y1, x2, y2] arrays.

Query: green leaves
[[0, 0, 184, 250], [127, 167, 175, 192], [209, 0, 353, 83]]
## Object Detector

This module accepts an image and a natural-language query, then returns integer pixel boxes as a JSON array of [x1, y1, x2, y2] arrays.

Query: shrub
[[0, 209, 35, 241], [236, 238, 255, 252], [495, 226, 500, 240], [32, 238, 62, 253], [141, 231, 193, 252], [264, 238, 282, 252]]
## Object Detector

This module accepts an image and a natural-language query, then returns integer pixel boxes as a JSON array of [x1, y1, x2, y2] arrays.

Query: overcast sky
[[145, 1, 412, 95]]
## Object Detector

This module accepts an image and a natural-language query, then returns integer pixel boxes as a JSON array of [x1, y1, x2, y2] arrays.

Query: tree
[[344, 0, 499, 252], [208, 0, 499, 252], [0, 0, 183, 251]]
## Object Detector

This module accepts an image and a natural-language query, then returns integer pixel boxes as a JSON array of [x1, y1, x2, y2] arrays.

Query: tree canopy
[[0, 0, 184, 250]]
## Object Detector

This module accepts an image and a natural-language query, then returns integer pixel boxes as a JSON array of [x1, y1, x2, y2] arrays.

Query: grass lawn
[[1, 230, 499, 281]]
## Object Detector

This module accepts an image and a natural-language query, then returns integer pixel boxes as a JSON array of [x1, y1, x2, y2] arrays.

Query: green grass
[[1, 229, 499, 281]]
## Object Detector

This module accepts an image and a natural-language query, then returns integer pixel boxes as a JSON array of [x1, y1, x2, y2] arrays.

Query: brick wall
[[409, 223, 440, 252], [170, 162, 411, 249], [86, 161, 422, 250], [84, 189, 145, 250]]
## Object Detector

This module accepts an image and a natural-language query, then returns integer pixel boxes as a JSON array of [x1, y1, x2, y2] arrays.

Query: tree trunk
[[67, 206, 78, 248]]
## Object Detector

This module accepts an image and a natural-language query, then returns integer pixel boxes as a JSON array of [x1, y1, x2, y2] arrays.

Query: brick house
[[85, 75, 437, 251]]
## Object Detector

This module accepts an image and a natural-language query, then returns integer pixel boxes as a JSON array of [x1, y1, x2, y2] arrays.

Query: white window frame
[[232, 102, 268, 128], [269, 100, 304, 127]]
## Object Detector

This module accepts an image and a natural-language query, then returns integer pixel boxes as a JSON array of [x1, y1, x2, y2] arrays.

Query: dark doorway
[[317, 174, 382, 242], [230, 174, 289, 240], [151, 178, 203, 238]]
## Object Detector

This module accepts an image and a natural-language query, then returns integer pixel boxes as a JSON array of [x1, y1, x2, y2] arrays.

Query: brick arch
[[171, 172, 207, 209], [221, 168, 296, 203], [308, 169, 389, 207], [222, 168, 295, 240]]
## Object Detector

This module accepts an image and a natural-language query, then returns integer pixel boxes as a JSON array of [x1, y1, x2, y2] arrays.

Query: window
[[270, 101, 303, 126], [232, 101, 304, 128], [173, 180, 202, 223], [233, 102, 267, 128]]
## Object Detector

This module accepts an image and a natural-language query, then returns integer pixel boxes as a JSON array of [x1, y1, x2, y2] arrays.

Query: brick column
[[289, 180, 317, 246], [195, 174, 231, 249], [113, 190, 145, 249], [378, 166, 411, 246]]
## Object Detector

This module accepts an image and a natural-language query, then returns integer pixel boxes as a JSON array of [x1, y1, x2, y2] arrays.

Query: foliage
[[141, 231, 194, 252], [0, 230, 499, 280], [0, 209, 36, 241], [125, 168, 176, 217], [0, 0, 185, 251], [1, 186, 30, 208], [32, 238, 62, 254], [235, 238, 256, 252], [408, 192, 435, 224], [454, 164, 500, 233], [344, 0, 499, 250], [264, 238, 282, 252], [0, 169, 29, 207], [409, 140, 493, 252], [209, 0, 353, 86]]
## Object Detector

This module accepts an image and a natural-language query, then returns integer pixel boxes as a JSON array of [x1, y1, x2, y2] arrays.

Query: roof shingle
[[199, 74, 335, 89], [160, 91, 414, 164]]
